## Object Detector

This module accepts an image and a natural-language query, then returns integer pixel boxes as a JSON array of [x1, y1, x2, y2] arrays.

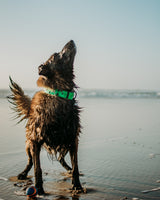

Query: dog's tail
[[7, 76, 31, 123]]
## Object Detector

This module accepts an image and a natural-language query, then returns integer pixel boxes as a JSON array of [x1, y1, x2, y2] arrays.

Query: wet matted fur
[[8, 40, 83, 194]]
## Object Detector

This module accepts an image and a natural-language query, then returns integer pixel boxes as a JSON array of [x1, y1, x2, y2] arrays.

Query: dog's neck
[[44, 88, 75, 100]]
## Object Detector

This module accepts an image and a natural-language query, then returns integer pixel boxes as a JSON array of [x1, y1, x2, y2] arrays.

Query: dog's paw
[[17, 172, 27, 180], [37, 187, 45, 195], [71, 185, 86, 195]]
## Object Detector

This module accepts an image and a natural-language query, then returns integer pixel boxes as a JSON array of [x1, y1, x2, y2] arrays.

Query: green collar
[[44, 89, 75, 100]]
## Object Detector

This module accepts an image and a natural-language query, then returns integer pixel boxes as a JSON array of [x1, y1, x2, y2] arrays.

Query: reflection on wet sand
[[9, 173, 88, 200]]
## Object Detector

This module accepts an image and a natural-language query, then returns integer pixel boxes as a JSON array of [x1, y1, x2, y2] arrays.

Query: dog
[[8, 40, 83, 194]]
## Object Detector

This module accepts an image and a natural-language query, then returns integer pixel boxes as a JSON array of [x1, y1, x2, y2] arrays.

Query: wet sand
[[1, 97, 160, 199]]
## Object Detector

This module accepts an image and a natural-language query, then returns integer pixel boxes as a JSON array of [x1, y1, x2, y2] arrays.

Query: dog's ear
[[59, 40, 76, 65]]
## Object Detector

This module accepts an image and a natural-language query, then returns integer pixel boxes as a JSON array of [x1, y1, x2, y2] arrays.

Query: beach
[[0, 90, 160, 199]]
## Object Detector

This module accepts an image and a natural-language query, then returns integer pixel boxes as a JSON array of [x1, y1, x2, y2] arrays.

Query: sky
[[0, 0, 160, 90]]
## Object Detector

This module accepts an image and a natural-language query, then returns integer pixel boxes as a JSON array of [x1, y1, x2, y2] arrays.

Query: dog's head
[[37, 40, 76, 90]]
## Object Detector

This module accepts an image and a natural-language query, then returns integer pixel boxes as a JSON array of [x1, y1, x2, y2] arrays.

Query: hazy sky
[[0, 0, 160, 90]]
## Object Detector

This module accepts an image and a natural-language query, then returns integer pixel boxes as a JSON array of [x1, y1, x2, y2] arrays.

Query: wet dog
[[8, 40, 83, 194]]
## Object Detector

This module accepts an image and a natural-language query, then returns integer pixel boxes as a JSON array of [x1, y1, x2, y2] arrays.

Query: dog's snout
[[68, 40, 76, 50], [61, 40, 76, 58], [69, 40, 75, 46], [63, 40, 76, 51]]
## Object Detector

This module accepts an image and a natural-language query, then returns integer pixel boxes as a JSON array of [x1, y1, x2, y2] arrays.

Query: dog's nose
[[69, 40, 74, 45], [68, 40, 76, 49]]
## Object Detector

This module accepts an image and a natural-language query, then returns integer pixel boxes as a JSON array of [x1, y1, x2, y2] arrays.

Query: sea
[[0, 89, 160, 200]]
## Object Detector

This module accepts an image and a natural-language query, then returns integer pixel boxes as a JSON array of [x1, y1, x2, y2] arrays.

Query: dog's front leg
[[69, 138, 82, 191], [18, 141, 33, 180], [31, 142, 44, 194]]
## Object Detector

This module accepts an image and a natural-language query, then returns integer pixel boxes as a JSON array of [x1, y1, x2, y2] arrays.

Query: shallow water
[[0, 97, 160, 199]]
